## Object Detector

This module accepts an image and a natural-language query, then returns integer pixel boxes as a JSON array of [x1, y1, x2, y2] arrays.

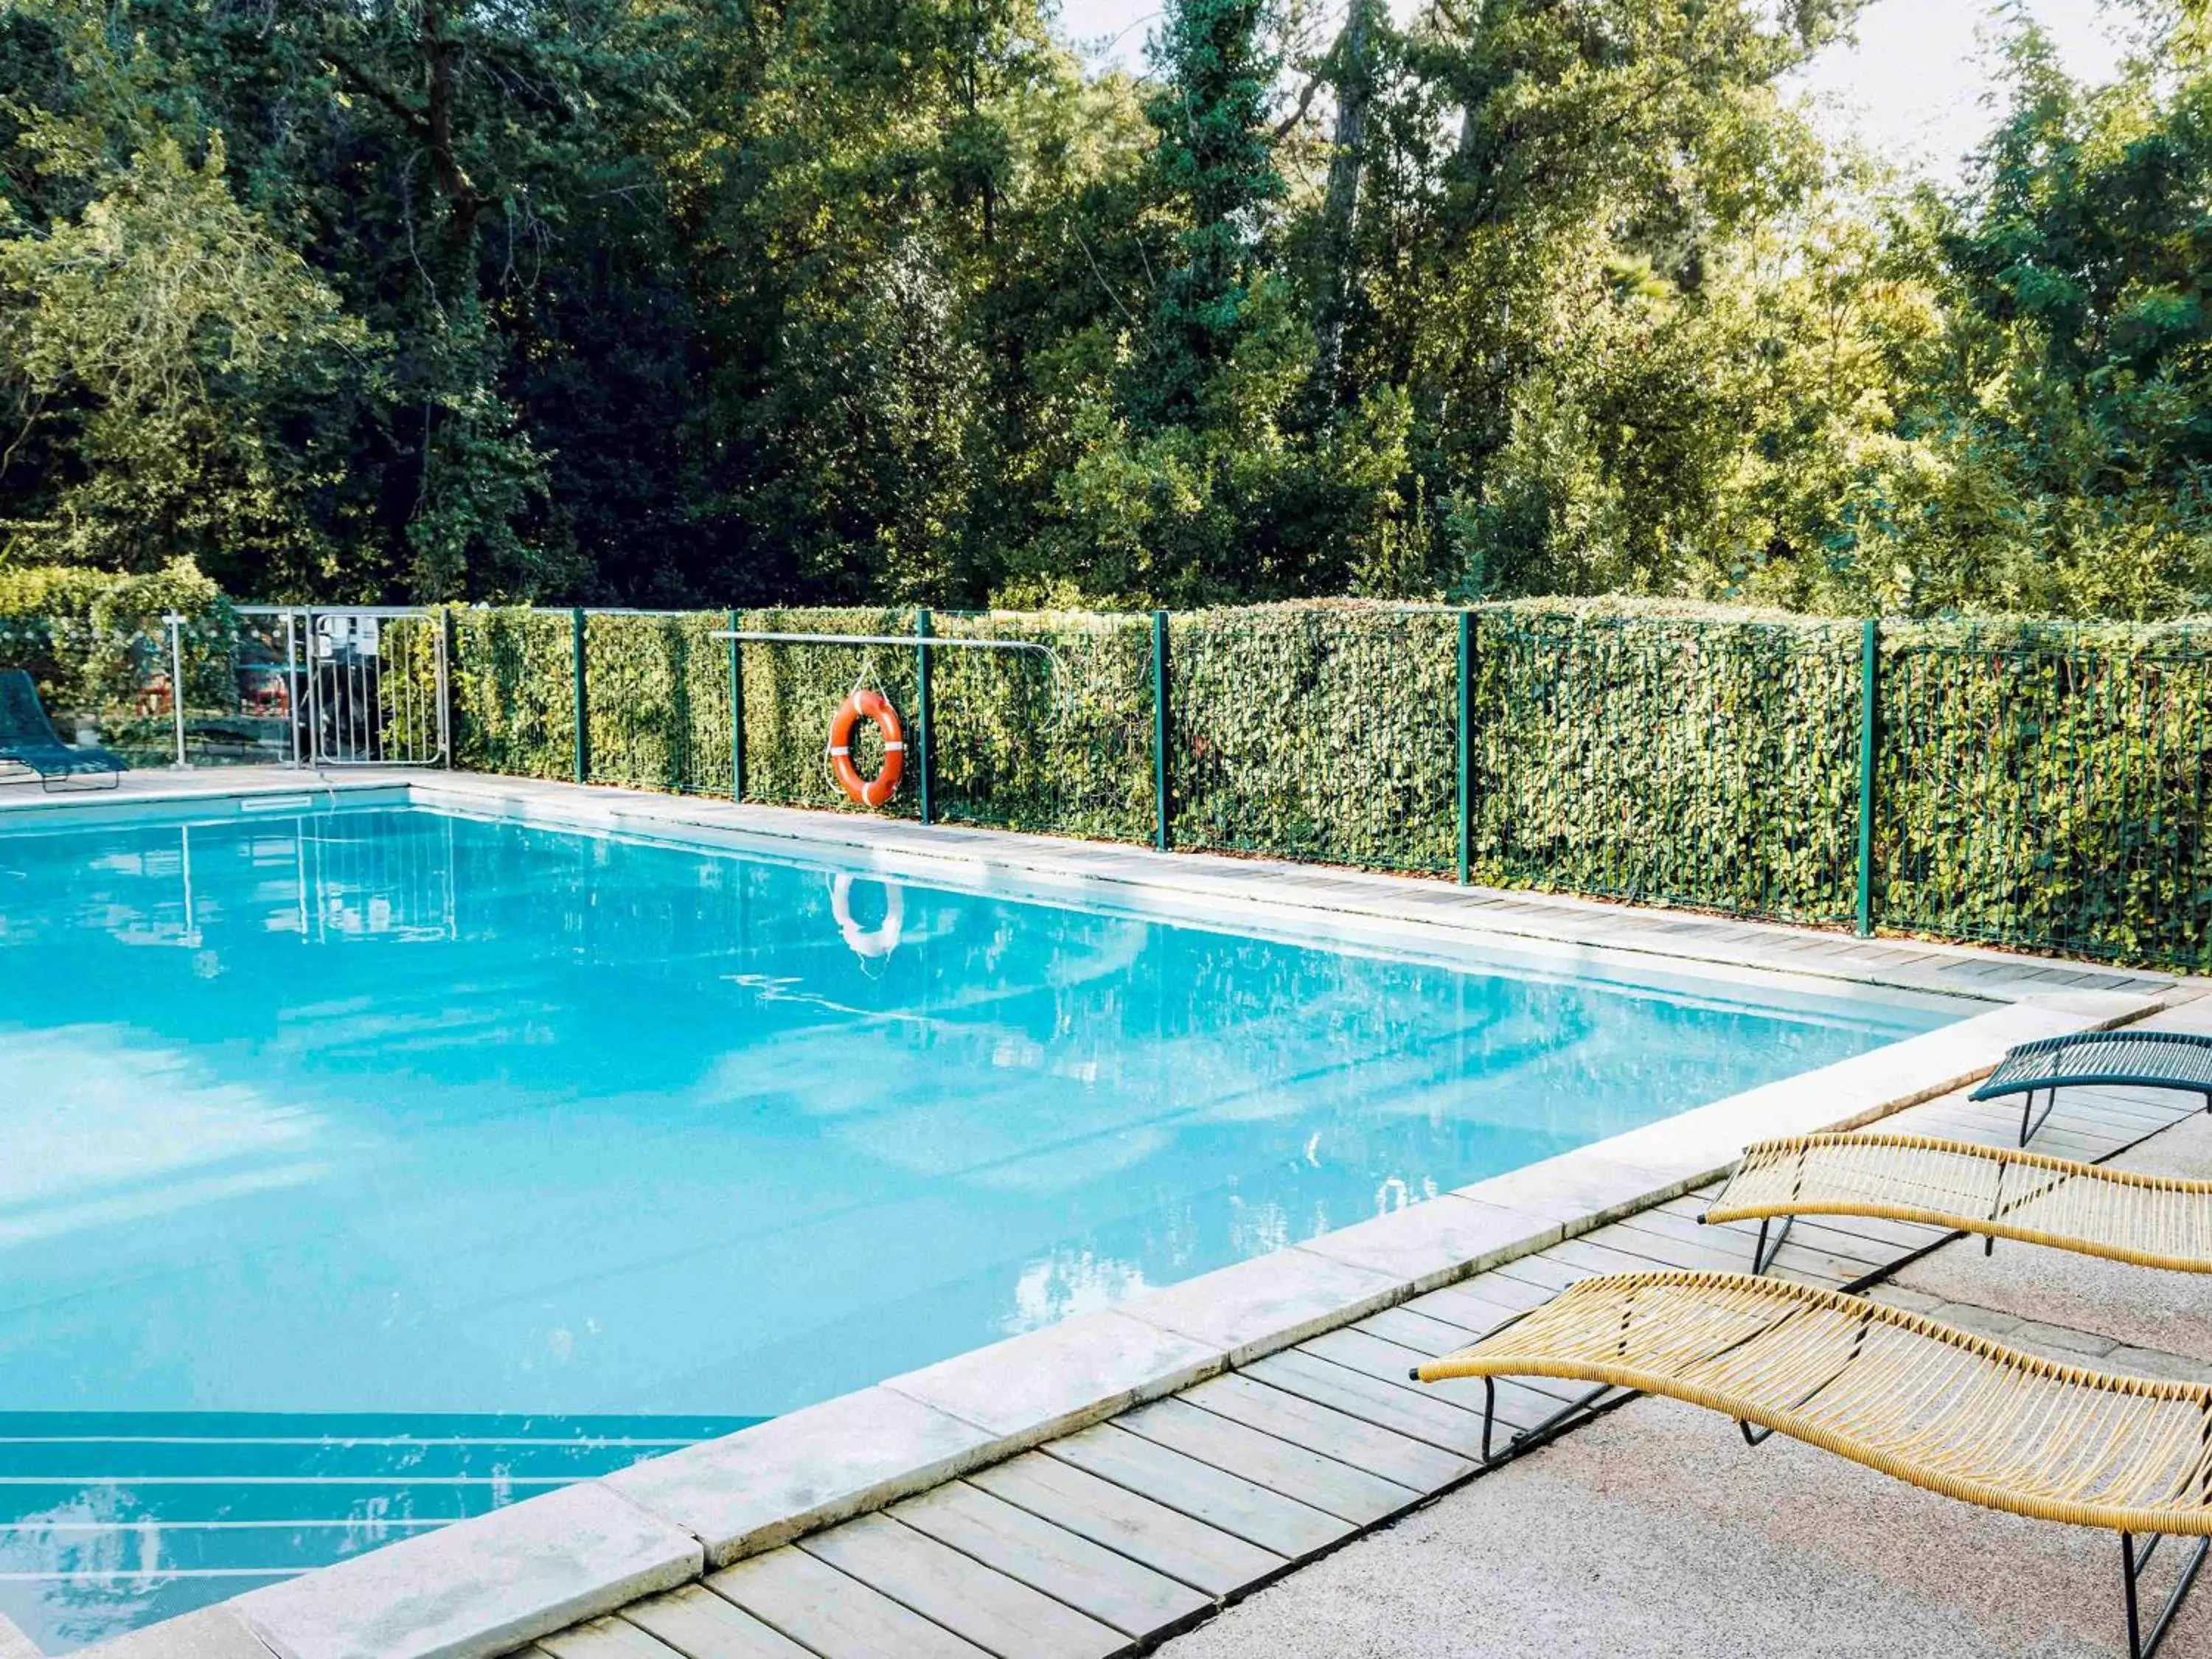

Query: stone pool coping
[[3, 770, 2177, 1658]]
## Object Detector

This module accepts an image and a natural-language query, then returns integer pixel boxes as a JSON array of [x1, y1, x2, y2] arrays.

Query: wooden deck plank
[[622, 1585, 818, 1659], [1610, 1206, 1888, 1273], [1043, 1423, 1352, 1560], [1487, 1253, 1585, 1294], [1653, 1194, 1943, 1256], [1655, 1222, 1913, 1283], [969, 1451, 1283, 1601], [1112, 1397, 1418, 1526], [967, 1451, 1285, 1599], [891, 1481, 1211, 1640], [1407, 1276, 1551, 1332], [1180, 1372, 1475, 1492], [1358, 1304, 1494, 1354], [800, 1512, 1130, 1659], [1239, 1349, 1492, 1459], [535, 1618, 690, 1659], [709, 1544, 991, 1659], [1298, 1324, 1581, 1416], [1568, 1215, 1867, 1287], [1542, 1231, 1860, 1291]]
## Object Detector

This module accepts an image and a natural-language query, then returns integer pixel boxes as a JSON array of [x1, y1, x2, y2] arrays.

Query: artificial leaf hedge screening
[[6, 594, 2209, 968]]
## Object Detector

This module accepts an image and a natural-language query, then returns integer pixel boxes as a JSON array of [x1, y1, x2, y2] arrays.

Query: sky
[[1052, 0, 2138, 186]]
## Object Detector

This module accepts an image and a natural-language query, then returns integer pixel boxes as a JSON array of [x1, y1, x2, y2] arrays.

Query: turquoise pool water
[[0, 804, 1953, 1647]]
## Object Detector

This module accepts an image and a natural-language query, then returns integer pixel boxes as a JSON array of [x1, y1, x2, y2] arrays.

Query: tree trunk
[[1313, 0, 1374, 401]]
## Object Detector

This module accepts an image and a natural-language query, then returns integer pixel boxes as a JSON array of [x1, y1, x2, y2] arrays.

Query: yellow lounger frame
[[1701, 1131, 2212, 1276], [1414, 1270, 2212, 1658]]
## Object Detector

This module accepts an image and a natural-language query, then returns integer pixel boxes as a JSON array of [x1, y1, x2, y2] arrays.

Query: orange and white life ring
[[831, 872, 905, 959], [827, 689, 905, 807]]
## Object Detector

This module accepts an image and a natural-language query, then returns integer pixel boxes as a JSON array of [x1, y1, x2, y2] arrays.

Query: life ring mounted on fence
[[828, 689, 905, 807]]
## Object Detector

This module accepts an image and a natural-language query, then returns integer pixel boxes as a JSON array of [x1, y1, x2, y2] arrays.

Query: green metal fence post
[[571, 607, 589, 784], [1856, 616, 1879, 937], [1152, 610, 1172, 851], [1457, 609, 1473, 886], [915, 608, 933, 825], [727, 607, 745, 803]]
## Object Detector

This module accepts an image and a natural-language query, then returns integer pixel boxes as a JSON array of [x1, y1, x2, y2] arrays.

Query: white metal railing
[[226, 607, 450, 769]]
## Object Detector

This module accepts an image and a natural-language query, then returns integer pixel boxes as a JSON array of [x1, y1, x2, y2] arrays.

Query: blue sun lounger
[[0, 669, 128, 790], [1971, 1029, 2212, 1145]]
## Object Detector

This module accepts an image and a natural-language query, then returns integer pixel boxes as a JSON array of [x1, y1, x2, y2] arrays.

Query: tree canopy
[[1, 0, 2208, 615]]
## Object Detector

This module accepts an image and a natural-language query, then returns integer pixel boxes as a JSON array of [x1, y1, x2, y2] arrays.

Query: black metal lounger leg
[[2121, 1531, 2211, 1659], [2021, 1084, 2059, 1146], [1751, 1214, 1794, 1275], [1501, 1383, 1619, 1464], [1453, 1368, 1619, 1467]]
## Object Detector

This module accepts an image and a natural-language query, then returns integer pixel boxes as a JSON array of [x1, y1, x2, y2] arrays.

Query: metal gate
[[232, 607, 449, 768], [303, 608, 448, 766]]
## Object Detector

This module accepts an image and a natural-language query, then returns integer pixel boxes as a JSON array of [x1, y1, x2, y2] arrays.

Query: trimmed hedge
[[1471, 608, 1862, 923], [10, 589, 2212, 969], [1172, 605, 1458, 873], [1875, 622, 2212, 967]]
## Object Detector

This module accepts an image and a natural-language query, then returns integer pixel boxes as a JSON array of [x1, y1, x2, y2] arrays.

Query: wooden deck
[[526, 1001, 2212, 1659]]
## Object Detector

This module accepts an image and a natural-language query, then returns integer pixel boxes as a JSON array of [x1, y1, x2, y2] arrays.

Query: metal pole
[[435, 611, 453, 768], [1856, 617, 1879, 938], [571, 607, 589, 784], [306, 612, 324, 768], [284, 609, 302, 768], [1152, 610, 1171, 852], [164, 612, 189, 768], [915, 608, 933, 825], [727, 608, 745, 803], [1457, 610, 1473, 886]]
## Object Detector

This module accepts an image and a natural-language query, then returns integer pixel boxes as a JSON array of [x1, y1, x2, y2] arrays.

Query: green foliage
[[1172, 603, 1456, 869], [1876, 622, 2212, 963], [11, 0, 2212, 625], [1471, 605, 1862, 920], [0, 556, 233, 714], [448, 607, 577, 781], [0, 118, 369, 583]]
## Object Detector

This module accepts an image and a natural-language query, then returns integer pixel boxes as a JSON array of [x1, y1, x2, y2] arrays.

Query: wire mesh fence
[[582, 611, 733, 796], [736, 608, 922, 818], [450, 608, 576, 782], [1172, 606, 1459, 873], [929, 611, 1157, 843], [1877, 628, 2212, 967], [1471, 611, 1863, 924]]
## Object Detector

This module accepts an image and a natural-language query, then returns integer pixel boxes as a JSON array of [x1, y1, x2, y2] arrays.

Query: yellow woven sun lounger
[[1413, 1271, 2212, 1658], [1700, 1131, 2212, 1275]]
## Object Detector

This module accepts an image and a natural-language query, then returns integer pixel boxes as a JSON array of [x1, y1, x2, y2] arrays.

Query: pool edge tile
[[1117, 1248, 1410, 1367], [604, 1385, 1001, 1568], [1295, 1197, 1566, 1294], [231, 1482, 700, 1659], [881, 1308, 1222, 1446], [67, 1607, 276, 1659]]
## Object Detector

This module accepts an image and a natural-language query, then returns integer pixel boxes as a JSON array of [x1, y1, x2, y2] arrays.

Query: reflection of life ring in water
[[831, 873, 905, 959], [827, 690, 905, 807]]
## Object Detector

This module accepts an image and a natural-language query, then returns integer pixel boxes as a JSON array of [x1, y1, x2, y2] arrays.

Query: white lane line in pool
[[0, 1531, 456, 1540], [0, 1570, 301, 1581], [0, 1436, 706, 1447], [0, 1476, 584, 1486]]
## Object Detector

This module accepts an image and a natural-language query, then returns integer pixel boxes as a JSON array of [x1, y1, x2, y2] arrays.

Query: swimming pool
[[0, 804, 1956, 1648]]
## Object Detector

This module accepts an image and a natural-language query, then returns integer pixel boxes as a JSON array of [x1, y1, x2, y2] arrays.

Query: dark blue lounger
[[0, 668, 128, 790], [1970, 1029, 2212, 1144]]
